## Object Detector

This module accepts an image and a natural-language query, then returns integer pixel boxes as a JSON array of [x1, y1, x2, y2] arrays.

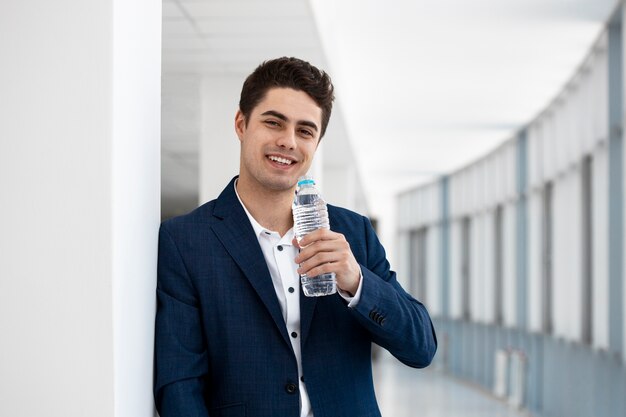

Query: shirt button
[[291, 331, 298, 338], [300, 376, 305, 382], [285, 382, 297, 394], [277, 245, 283, 251], [288, 287, 295, 293]]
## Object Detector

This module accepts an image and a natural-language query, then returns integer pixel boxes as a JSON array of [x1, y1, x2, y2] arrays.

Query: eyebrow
[[261, 110, 319, 132]]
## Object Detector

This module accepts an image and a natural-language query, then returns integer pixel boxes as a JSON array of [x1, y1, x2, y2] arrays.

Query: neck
[[236, 177, 295, 236]]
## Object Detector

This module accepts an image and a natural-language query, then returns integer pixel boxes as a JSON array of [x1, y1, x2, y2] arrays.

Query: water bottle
[[292, 176, 337, 297]]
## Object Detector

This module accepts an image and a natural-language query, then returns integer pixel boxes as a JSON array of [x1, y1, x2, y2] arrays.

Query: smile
[[268, 155, 295, 166]]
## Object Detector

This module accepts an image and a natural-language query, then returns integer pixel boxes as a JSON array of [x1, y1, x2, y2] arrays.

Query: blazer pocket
[[210, 402, 246, 417]]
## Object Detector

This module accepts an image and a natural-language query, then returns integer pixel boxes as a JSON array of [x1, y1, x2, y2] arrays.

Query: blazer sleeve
[[154, 223, 210, 417], [349, 216, 437, 368]]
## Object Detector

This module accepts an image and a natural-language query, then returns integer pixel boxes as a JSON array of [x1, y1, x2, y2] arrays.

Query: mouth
[[267, 154, 296, 167]]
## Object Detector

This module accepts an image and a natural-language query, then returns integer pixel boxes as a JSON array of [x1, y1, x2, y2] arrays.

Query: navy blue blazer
[[154, 177, 437, 417]]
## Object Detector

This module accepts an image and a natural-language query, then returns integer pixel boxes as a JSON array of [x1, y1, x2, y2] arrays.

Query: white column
[[112, 1, 161, 416], [0, 1, 160, 416], [323, 165, 356, 210]]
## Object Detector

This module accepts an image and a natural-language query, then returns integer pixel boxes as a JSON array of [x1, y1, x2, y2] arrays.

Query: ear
[[234, 110, 246, 142]]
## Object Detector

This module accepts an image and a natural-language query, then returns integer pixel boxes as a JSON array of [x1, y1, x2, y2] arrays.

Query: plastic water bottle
[[292, 176, 337, 297]]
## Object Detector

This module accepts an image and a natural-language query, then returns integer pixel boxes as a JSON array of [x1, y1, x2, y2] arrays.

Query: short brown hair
[[239, 57, 335, 138]]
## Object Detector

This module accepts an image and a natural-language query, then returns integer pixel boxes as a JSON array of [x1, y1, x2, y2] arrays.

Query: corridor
[[374, 351, 529, 417]]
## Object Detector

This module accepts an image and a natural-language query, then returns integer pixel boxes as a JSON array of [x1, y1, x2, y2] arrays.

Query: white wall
[[318, 104, 368, 215], [0, 1, 160, 416], [199, 74, 246, 203]]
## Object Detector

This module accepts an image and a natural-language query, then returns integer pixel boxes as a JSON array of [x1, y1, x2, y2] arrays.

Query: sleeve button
[[285, 382, 297, 394]]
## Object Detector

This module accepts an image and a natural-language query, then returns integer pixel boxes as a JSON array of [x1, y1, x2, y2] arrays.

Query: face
[[235, 87, 322, 194]]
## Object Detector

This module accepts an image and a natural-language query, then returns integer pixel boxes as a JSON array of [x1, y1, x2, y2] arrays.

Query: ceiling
[[161, 0, 618, 234]]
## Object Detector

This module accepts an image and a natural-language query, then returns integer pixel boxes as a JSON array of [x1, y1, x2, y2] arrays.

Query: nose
[[276, 129, 297, 150]]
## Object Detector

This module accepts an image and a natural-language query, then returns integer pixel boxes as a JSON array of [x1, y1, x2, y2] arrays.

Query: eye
[[264, 119, 280, 127], [298, 128, 314, 138]]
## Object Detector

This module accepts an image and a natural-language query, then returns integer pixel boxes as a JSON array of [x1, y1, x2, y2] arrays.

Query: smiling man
[[154, 57, 437, 417]]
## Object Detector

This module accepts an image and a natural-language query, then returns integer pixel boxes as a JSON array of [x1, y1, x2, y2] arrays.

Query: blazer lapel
[[211, 178, 292, 348]]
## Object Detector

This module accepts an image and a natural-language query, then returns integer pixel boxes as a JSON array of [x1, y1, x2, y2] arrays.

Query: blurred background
[[2, 0, 626, 416]]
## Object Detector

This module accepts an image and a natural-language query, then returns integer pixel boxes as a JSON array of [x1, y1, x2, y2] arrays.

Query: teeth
[[269, 156, 293, 165]]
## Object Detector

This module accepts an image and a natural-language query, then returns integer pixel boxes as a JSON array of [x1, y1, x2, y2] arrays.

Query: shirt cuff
[[338, 269, 364, 308]]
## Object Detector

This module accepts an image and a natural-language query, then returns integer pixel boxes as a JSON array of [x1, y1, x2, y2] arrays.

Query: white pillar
[[0, 1, 160, 416], [323, 165, 356, 209], [112, 1, 161, 416]]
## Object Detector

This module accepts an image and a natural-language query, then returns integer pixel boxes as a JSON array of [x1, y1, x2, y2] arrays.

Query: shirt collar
[[234, 179, 294, 242]]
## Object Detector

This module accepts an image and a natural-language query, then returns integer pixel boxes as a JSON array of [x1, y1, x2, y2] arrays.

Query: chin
[[262, 176, 298, 191], [266, 180, 297, 192]]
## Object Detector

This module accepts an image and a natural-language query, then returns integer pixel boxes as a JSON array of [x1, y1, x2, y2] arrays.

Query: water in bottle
[[292, 176, 337, 297]]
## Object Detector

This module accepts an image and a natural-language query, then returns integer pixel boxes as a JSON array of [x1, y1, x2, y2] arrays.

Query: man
[[154, 57, 437, 417]]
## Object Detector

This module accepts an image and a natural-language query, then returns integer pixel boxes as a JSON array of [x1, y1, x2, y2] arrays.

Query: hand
[[293, 229, 361, 296]]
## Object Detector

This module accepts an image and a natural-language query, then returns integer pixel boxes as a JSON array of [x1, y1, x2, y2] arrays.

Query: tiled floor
[[373, 351, 531, 417]]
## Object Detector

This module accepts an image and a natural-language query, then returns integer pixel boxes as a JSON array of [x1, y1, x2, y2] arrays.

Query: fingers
[[295, 241, 345, 275], [294, 228, 333, 248], [293, 230, 361, 295], [293, 230, 347, 266]]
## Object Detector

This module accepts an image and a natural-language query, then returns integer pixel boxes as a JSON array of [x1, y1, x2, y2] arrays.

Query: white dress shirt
[[234, 183, 362, 417]]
